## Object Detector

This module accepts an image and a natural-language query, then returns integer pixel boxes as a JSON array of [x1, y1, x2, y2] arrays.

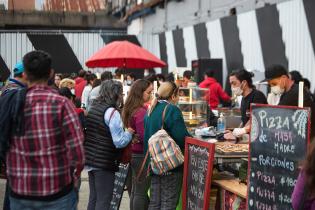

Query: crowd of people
[[0, 50, 314, 210]]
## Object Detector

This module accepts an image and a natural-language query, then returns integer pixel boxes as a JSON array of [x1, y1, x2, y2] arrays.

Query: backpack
[[139, 104, 184, 177]]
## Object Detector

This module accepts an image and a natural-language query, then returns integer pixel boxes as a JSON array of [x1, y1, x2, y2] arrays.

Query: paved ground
[[0, 171, 130, 210]]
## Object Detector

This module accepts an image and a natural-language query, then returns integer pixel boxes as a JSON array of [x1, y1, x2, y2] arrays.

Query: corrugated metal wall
[[137, 32, 161, 73], [277, 0, 315, 86], [64, 32, 106, 73], [0, 33, 34, 72], [144, 0, 315, 90], [0, 31, 125, 74]]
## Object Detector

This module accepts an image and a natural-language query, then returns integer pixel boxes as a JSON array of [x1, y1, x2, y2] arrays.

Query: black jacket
[[84, 101, 121, 172], [279, 84, 315, 139], [0, 88, 27, 162]]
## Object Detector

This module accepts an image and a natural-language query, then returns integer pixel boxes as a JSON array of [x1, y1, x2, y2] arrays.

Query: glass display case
[[177, 87, 209, 131]]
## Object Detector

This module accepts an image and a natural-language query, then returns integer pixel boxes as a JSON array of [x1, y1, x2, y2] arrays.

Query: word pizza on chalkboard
[[248, 104, 311, 210], [109, 163, 129, 210], [183, 137, 215, 210]]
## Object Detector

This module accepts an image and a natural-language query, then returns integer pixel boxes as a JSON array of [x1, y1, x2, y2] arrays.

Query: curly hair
[[59, 78, 75, 89]]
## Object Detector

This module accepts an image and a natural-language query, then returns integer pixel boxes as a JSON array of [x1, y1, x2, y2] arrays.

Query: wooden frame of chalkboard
[[182, 137, 215, 210], [247, 103, 311, 210]]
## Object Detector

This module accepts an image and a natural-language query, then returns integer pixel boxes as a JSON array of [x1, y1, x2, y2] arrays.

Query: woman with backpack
[[122, 79, 153, 210], [84, 80, 135, 210], [144, 81, 190, 210]]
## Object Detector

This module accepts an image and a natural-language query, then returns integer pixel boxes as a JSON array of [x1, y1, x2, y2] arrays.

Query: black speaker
[[191, 59, 223, 85]]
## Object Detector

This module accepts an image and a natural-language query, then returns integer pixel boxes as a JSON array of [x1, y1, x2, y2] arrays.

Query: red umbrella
[[85, 40, 166, 68]]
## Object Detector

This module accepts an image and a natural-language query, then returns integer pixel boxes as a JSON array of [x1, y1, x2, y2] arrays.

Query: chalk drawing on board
[[292, 110, 308, 139], [189, 145, 210, 157], [250, 115, 259, 142]]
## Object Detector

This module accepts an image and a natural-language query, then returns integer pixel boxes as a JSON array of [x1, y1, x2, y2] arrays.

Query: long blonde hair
[[148, 81, 179, 115]]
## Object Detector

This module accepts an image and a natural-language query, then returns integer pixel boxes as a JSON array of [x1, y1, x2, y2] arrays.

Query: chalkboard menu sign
[[183, 137, 215, 210], [109, 163, 129, 210], [248, 104, 311, 210]]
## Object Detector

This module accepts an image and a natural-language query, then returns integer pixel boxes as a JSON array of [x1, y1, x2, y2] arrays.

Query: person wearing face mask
[[263, 64, 315, 139], [229, 69, 267, 137], [126, 73, 136, 86]]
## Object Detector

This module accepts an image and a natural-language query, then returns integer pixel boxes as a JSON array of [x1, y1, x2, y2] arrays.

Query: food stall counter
[[212, 179, 247, 199]]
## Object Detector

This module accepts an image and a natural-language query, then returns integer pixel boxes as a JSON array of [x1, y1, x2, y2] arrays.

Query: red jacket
[[75, 77, 86, 99], [199, 77, 231, 109]]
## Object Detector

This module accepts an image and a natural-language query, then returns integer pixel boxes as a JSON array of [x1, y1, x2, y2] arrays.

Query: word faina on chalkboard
[[183, 137, 215, 210], [248, 104, 310, 210]]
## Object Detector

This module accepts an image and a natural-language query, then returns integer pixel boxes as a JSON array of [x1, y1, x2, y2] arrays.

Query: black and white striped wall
[[0, 31, 128, 75], [141, 0, 315, 90]]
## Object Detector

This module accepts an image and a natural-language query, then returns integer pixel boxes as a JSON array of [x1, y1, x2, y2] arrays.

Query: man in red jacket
[[199, 70, 231, 109], [75, 70, 87, 100]]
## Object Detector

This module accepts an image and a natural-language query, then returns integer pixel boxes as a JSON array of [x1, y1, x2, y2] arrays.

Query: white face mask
[[231, 86, 243, 96], [271, 86, 284, 95], [231, 82, 244, 96], [70, 89, 75, 95], [127, 80, 132, 85], [144, 71, 149, 77]]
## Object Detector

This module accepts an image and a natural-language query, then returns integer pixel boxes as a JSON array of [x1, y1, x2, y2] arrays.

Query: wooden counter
[[213, 179, 247, 199]]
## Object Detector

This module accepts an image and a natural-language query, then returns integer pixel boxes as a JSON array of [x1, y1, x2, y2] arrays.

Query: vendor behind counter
[[263, 64, 315, 140], [228, 69, 267, 138]]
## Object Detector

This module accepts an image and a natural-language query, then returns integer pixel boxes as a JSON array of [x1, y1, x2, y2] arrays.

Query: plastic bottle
[[217, 113, 226, 133]]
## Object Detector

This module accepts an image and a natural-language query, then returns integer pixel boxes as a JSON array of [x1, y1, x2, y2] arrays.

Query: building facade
[[126, 0, 315, 91]]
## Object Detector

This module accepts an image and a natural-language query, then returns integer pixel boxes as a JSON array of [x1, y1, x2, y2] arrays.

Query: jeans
[[10, 189, 77, 210], [87, 170, 115, 210], [148, 171, 183, 210], [126, 166, 132, 197], [130, 154, 151, 210]]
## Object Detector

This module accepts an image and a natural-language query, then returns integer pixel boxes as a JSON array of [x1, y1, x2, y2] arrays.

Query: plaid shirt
[[6, 85, 85, 197]]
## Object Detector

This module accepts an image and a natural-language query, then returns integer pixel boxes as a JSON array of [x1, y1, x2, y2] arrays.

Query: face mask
[[232, 86, 243, 96], [70, 89, 75, 95], [271, 86, 284, 95], [127, 80, 132, 86], [231, 82, 244, 96], [144, 71, 149, 77]]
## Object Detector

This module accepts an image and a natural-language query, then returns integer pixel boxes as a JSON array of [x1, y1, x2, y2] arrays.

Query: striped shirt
[[6, 85, 85, 198]]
